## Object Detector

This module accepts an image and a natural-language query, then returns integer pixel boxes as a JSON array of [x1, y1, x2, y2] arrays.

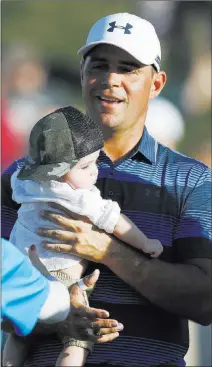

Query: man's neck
[[103, 126, 144, 162]]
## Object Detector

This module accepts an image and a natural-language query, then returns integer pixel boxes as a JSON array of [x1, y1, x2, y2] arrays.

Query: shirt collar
[[135, 126, 158, 164], [99, 126, 158, 165]]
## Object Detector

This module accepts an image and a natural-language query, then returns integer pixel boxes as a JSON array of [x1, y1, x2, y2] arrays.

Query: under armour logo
[[107, 21, 133, 35]]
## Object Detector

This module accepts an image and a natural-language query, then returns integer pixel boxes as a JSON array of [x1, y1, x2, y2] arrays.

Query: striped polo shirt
[[2, 127, 212, 367]]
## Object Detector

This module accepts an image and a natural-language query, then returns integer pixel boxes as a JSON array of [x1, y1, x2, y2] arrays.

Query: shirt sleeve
[[1, 239, 50, 336], [173, 166, 212, 261]]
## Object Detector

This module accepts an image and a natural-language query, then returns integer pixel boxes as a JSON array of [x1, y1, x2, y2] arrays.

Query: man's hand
[[37, 203, 120, 265], [28, 244, 123, 343], [28, 244, 53, 278]]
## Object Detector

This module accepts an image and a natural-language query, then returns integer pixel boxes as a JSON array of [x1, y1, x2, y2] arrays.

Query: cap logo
[[107, 21, 133, 35]]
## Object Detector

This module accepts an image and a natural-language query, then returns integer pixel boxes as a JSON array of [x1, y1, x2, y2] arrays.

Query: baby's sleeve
[[79, 189, 121, 233]]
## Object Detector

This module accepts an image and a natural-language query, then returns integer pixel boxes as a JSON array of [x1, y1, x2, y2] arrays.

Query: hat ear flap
[[29, 124, 44, 163]]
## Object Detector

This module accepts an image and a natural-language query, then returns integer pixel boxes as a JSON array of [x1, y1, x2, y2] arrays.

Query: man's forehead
[[86, 44, 142, 66]]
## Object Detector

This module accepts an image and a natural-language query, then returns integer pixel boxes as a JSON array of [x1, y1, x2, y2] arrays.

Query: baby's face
[[61, 150, 100, 190]]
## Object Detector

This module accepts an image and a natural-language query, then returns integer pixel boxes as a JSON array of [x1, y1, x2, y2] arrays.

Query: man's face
[[81, 44, 154, 133]]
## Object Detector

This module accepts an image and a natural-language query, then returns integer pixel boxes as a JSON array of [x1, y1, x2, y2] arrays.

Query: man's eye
[[119, 66, 139, 74], [120, 66, 131, 73]]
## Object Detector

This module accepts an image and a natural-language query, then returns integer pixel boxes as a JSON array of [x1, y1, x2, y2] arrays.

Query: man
[[2, 239, 121, 365], [2, 239, 70, 335], [2, 13, 212, 367]]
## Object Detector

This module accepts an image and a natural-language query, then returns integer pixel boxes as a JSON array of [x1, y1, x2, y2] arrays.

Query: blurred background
[[1, 1, 212, 366], [1, 0, 211, 170]]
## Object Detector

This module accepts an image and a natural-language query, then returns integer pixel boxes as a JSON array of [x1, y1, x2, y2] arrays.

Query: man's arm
[[38, 165, 212, 325], [1, 239, 123, 342], [39, 216, 212, 326], [37, 201, 212, 326], [104, 241, 212, 325], [1, 239, 70, 336]]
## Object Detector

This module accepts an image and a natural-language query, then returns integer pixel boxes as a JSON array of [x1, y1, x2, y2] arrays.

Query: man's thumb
[[82, 269, 100, 288]]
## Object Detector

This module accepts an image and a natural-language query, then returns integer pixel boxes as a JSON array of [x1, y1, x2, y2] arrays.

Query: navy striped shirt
[[2, 127, 212, 367]]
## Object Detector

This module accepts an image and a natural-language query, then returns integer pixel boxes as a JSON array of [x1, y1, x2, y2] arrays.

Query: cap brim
[[17, 161, 77, 182], [78, 40, 160, 71], [78, 41, 148, 65]]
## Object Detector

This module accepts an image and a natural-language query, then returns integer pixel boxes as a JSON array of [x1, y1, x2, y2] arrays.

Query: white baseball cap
[[78, 13, 161, 72]]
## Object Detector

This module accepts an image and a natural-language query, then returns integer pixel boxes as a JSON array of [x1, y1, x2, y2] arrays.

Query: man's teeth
[[99, 96, 121, 102]]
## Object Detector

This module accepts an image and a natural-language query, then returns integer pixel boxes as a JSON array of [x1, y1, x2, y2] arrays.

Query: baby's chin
[[86, 180, 97, 191]]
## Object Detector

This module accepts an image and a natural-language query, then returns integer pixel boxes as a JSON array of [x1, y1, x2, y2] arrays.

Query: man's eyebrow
[[120, 61, 141, 68], [89, 57, 108, 62], [90, 57, 141, 68]]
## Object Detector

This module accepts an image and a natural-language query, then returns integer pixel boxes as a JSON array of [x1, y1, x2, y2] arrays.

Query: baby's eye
[[81, 165, 89, 170]]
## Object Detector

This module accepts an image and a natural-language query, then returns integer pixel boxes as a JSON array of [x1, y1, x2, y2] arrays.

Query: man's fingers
[[96, 325, 123, 336], [76, 304, 109, 319], [92, 319, 119, 328], [81, 269, 100, 288], [42, 241, 75, 254], [39, 208, 80, 232], [48, 203, 80, 219], [28, 245, 38, 263], [28, 245, 51, 277], [96, 332, 120, 343], [40, 210, 82, 232], [62, 316, 120, 332]]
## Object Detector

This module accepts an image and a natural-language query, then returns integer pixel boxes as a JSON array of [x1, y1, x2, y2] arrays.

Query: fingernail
[[92, 269, 99, 275], [29, 245, 36, 251], [111, 321, 118, 327], [101, 311, 109, 318], [118, 323, 124, 330]]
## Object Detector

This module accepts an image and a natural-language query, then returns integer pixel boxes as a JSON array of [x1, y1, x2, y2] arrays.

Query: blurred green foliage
[[2, 0, 211, 159], [2, 0, 135, 63]]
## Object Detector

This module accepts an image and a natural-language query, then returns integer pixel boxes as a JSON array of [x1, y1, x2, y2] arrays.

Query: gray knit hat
[[18, 106, 104, 182]]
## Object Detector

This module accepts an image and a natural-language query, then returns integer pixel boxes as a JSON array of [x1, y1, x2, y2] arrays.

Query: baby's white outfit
[[10, 170, 120, 271]]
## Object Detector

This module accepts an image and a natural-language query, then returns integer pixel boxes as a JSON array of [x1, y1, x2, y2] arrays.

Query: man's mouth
[[96, 96, 123, 104]]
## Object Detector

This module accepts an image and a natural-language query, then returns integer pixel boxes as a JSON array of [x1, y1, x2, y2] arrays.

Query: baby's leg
[[52, 260, 93, 367], [56, 345, 89, 367], [3, 334, 31, 367], [59, 259, 88, 281]]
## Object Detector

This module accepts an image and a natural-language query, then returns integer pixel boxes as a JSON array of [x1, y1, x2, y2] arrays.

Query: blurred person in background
[[145, 96, 212, 367], [1, 100, 23, 171], [2, 12, 211, 367], [2, 44, 58, 160], [193, 142, 211, 168], [145, 96, 185, 150]]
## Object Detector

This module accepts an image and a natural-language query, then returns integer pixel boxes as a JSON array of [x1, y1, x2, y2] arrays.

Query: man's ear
[[150, 71, 167, 99]]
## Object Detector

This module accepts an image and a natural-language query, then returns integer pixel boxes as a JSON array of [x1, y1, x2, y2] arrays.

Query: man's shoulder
[[158, 144, 211, 183]]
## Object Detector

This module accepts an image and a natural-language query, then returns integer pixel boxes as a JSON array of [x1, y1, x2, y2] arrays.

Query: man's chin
[[99, 114, 122, 128]]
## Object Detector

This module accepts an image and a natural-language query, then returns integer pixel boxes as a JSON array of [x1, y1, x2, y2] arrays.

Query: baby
[[6, 106, 163, 367]]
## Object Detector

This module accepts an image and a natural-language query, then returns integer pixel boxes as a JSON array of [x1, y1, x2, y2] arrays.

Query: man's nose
[[101, 71, 122, 88]]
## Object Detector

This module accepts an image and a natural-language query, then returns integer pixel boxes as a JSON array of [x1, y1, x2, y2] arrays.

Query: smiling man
[[2, 12, 212, 367]]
